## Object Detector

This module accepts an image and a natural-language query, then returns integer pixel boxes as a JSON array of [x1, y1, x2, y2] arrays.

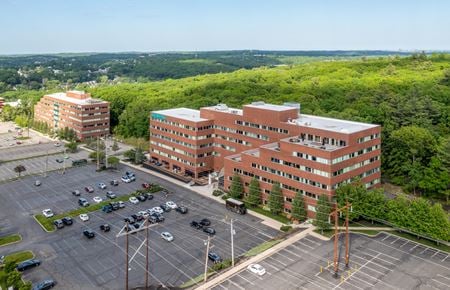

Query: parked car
[[106, 191, 117, 199], [118, 201, 125, 208], [53, 219, 64, 229], [83, 229, 95, 239], [133, 223, 142, 229], [121, 176, 132, 183], [84, 186, 94, 193], [138, 210, 149, 218], [100, 224, 111, 232], [200, 218, 211, 227], [110, 202, 120, 210], [129, 196, 139, 204], [148, 215, 158, 224], [35, 180, 41, 186], [190, 221, 202, 229], [17, 259, 41, 271], [124, 217, 136, 224], [125, 171, 135, 178], [247, 264, 266, 276], [79, 214, 89, 222], [62, 217, 73, 225], [78, 198, 89, 207], [203, 227, 216, 235], [102, 205, 113, 213], [161, 232, 174, 242], [151, 212, 165, 222], [55, 158, 63, 163], [152, 206, 164, 214], [166, 201, 177, 209], [176, 206, 188, 214], [42, 209, 54, 218], [144, 193, 154, 200], [32, 279, 55, 290], [93, 196, 103, 203], [132, 214, 144, 222], [71, 190, 81, 196], [160, 204, 171, 212], [136, 195, 147, 202], [208, 252, 222, 264], [142, 182, 153, 189], [110, 180, 119, 186], [97, 182, 107, 189]]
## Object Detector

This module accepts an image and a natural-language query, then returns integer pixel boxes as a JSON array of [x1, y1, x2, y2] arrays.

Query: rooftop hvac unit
[[251, 101, 265, 106], [231, 110, 239, 114], [289, 138, 301, 143], [215, 104, 228, 111]]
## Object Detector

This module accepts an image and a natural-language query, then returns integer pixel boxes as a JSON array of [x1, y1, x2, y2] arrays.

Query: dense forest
[[86, 54, 450, 201]]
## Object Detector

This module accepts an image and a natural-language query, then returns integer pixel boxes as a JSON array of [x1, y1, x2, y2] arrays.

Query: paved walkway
[[196, 226, 315, 290]]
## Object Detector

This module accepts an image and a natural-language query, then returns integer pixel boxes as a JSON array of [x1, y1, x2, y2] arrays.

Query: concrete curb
[[195, 227, 315, 290]]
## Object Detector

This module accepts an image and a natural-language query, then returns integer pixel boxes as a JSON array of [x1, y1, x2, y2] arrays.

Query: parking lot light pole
[[231, 219, 235, 267], [204, 235, 211, 282]]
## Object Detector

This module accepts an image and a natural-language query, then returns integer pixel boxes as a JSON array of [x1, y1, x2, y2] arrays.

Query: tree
[[229, 173, 243, 199], [111, 140, 120, 151], [245, 177, 261, 207], [4, 260, 17, 273], [335, 180, 366, 220], [19, 281, 32, 290], [123, 149, 135, 161], [313, 194, 331, 234], [291, 192, 307, 222], [418, 157, 450, 199], [65, 141, 78, 153], [14, 164, 26, 178], [107, 156, 120, 169], [6, 270, 22, 288], [88, 151, 105, 162], [135, 147, 145, 164], [268, 182, 283, 215], [363, 189, 387, 223]]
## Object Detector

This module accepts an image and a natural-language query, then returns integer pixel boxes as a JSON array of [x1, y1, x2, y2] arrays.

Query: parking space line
[[296, 240, 315, 250], [236, 274, 255, 285], [420, 248, 428, 254], [442, 255, 448, 262], [365, 247, 401, 261], [275, 251, 295, 262], [345, 275, 374, 288], [437, 274, 450, 282], [381, 235, 391, 241], [303, 236, 322, 246], [431, 278, 448, 287], [431, 251, 440, 258], [257, 231, 274, 239], [389, 237, 400, 244], [409, 244, 419, 252], [227, 279, 245, 290], [268, 255, 288, 266], [400, 240, 409, 247]]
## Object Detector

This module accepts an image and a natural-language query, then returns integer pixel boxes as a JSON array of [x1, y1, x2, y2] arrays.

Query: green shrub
[[280, 225, 293, 232], [212, 190, 224, 197]]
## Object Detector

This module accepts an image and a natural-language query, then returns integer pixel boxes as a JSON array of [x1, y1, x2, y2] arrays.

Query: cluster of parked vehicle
[[190, 218, 216, 235], [14, 258, 56, 289]]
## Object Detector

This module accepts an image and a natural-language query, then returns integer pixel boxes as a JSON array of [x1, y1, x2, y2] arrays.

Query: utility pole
[[204, 235, 211, 282], [96, 136, 100, 171], [230, 219, 235, 267], [145, 218, 149, 289], [329, 201, 352, 277]]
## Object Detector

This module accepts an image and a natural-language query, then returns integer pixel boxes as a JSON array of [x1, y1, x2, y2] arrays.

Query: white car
[[138, 210, 149, 218], [121, 176, 131, 183], [129, 196, 139, 204], [79, 214, 89, 222], [247, 264, 266, 276], [166, 201, 177, 209], [42, 209, 54, 218], [98, 182, 107, 189], [152, 206, 164, 214], [118, 201, 125, 208], [93, 196, 103, 203], [161, 232, 174, 242]]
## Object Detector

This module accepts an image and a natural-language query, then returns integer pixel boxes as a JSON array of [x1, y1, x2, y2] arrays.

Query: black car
[[56, 158, 63, 163], [160, 204, 171, 212], [124, 217, 136, 224], [133, 223, 142, 229], [71, 190, 81, 196], [102, 205, 113, 213], [110, 180, 119, 186], [132, 214, 144, 222], [176, 206, 188, 214], [208, 252, 222, 264], [190, 221, 202, 229], [62, 217, 73, 225], [17, 259, 41, 271], [136, 195, 147, 202], [106, 191, 117, 199], [53, 219, 64, 229], [83, 229, 95, 239], [200, 218, 211, 227], [144, 193, 154, 200], [78, 198, 89, 207], [32, 279, 55, 290], [203, 227, 216, 235], [148, 215, 158, 224], [100, 224, 111, 232], [110, 202, 120, 210]]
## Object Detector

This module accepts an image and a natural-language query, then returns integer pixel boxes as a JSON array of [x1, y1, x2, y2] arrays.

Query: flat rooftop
[[152, 108, 209, 122], [290, 114, 378, 134], [202, 104, 243, 115], [46, 92, 107, 105], [245, 102, 297, 111]]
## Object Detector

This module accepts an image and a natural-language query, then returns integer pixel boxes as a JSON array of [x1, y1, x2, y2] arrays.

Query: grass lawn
[[0, 251, 34, 289], [349, 229, 380, 236], [15, 136, 30, 140], [246, 205, 290, 224], [244, 239, 281, 257], [34, 185, 163, 231], [0, 234, 21, 247]]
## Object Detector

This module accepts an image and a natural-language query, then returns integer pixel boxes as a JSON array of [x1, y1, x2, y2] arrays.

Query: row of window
[[213, 125, 269, 141], [235, 120, 289, 134], [150, 141, 213, 158], [300, 133, 347, 147], [357, 133, 380, 143], [151, 149, 206, 167], [151, 125, 211, 140], [213, 134, 252, 146], [151, 117, 212, 131], [332, 156, 380, 176], [331, 144, 380, 164], [269, 158, 330, 177], [331, 168, 381, 189], [151, 133, 213, 149]]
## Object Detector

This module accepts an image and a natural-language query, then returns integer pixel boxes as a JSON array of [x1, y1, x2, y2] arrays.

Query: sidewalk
[[196, 227, 315, 290], [119, 161, 286, 230]]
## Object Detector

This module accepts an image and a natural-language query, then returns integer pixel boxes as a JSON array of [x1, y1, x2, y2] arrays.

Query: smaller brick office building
[[34, 91, 110, 140], [149, 102, 381, 216]]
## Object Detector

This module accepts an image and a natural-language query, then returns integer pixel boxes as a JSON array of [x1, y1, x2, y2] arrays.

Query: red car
[[142, 183, 152, 189], [84, 186, 94, 193]]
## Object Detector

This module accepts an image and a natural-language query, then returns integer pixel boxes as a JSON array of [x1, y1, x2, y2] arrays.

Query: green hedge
[[35, 185, 163, 231], [280, 225, 293, 232], [212, 190, 224, 197], [0, 234, 21, 246]]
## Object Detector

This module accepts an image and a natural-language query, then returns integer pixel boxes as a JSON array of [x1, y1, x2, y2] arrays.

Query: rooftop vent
[[215, 104, 228, 111], [289, 138, 301, 143], [251, 101, 265, 106], [231, 110, 239, 114]]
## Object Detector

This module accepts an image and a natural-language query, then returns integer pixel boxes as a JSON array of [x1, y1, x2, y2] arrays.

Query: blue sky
[[1, 0, 448, 54]]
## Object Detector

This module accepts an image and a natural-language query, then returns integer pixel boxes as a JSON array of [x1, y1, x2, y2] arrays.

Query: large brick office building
[[34, 90, 110, 140], [149, 102, 381, 217]]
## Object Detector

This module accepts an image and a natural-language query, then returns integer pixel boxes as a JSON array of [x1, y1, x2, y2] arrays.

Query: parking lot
[[213, 232, 450, 290], [0, 122, 50, 149], [0, 164, 279, 289]]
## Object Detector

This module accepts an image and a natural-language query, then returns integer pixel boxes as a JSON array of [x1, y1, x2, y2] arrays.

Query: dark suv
[[110, 180, 119, 186], [176, 206, 188, 214], [17, 259, 41, 271], [100, 224, 111, 232], [136, 195, 147, 202], [78, 198, 89, 207], [83, 229, 95, 239], [200, 218, 211, 226], [62, 217, 73, 225], [203, 227, 216, 235], [208, 252, 222, 264], [190, 221, 202, 229]]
